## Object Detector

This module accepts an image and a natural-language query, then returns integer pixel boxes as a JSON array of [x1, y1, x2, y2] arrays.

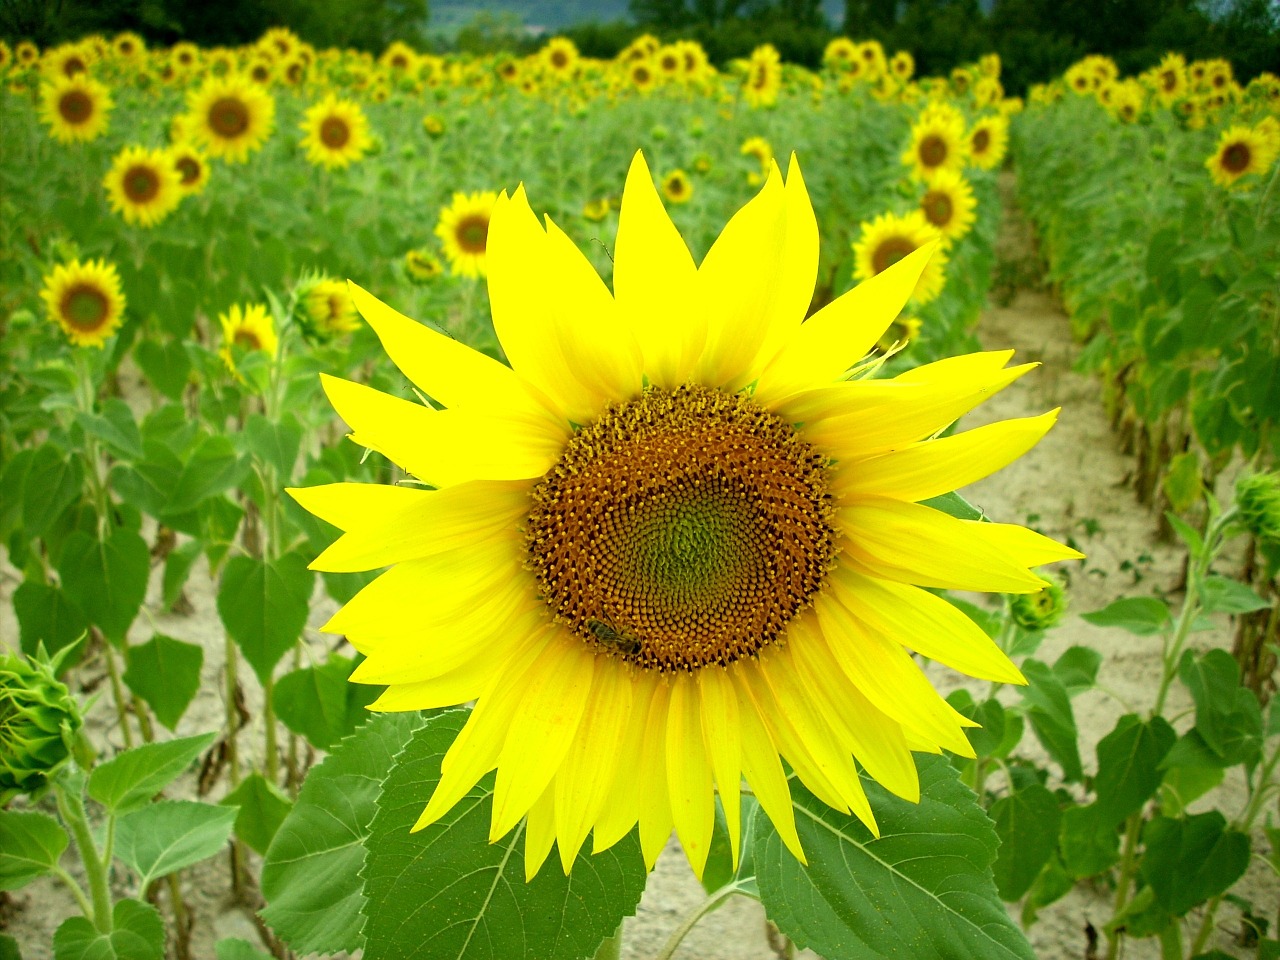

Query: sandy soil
[[2, 179, 1275, 960]]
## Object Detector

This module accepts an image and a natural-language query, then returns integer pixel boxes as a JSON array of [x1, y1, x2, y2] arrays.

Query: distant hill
[[428, 0, 847, 36]]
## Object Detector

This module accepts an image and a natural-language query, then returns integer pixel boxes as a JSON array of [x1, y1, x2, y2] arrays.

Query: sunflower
[[918, 168, 977, 245], [1206, 125, 1278, 188], [661, 169, 692, 204], [289, 151, 1077, 881], [654, 45, 682, 83], [742, 44, 782, 108], [300, 277, 361, 340], [877, 315, 922, 352], [627, 59, 656, 94], [168, 143, 211, 196], [16, 41, 39, 68], [186, 74, 276, 163], [1152, 52, 1187, 104], [435, 190, 499, 278], [39, 259, 126, 348], [902, 103, 968, 181], [823, 37, 857, 72], [0, 41, 10, 71], [380, 41, 418, 75], [853, 209, 948, 304], [39, 75, 112, 143], [404, 249, 444, 283], [246, 57, 275, 86], [169, 42, 199, 75], [582, 197, 612, 222], [103, 145, 183, 228], [43, 43, 91, 80], [890, 51, 915, 82], [542, 37, 579, 80], [219, 303, 278, 376], [422, 114, 445, 137], [299, 94, 372, 170], [967, 114, 1008, 171]]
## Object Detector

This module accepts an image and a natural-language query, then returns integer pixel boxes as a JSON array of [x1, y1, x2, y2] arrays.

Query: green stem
[[263, 671, 278, 785], [1157, 919, 1182, 960], [592, 923, 623, 960], [102, 639, 134, 750], [1189, 893, 1223, 956], [51, 866, 95, 920], [654, 884, 741, 960], [55, 782, 113, 933], [1105, 812, 1144, 960], [225, 631, 241, 786]]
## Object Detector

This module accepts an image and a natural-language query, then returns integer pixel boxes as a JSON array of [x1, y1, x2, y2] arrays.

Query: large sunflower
[[1206, 125, 1278, 188], [39, 258, 126, 348], [435, 190, 500, 278], [289, 152, 1078, 880], [853, 209, 949, 304], [186, 74, 276, 163], [299, 94, 372, 169], [39, 75, 113, 143], [103, 145, 182, 228], [918, 167, 977, 245], [902, 103, 969, 181]]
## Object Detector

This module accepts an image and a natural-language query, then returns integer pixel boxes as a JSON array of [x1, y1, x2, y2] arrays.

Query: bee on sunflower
[[39, 74, 112, 143], [103, 145, 183, 228], [39, 259, 127, 347]]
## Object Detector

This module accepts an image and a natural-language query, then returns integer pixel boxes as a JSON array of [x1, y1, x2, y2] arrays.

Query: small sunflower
[[661, 169, 692, 204], [542, 37, 579, 80], [219, 303, 278, 376], [39, 258, 126, 348], [853, 209, 948, 304], [16, 41, 39, 68], [288, 151, 1077, 881], [1206, 125, 1278, 188], [404, 249, 444, 283], [43, 42, 91, 80], [823, 37, 857, 72], [743, 44, 782, 108], [435, 190, 500, 278], [168, 143, 211, 196], [890, 51, 915, 81], [918, 168, 977, 245], [627, 59, 656, 94], [903, 104, 969, 181], [300, 277, 361, 340], [582, 197, 612, 222], [300, 94, 372, 170], [1153, 52, 1187, 104], [876, 315, 922, 352], [39, 75, 112, 143], [380, 41, 418, 75], [967, 114, 1009, 170], [187, 74, 276, 163], [422, 114, 445, 137], [103, 145, 183, 228], [112, 32, 144, 60]]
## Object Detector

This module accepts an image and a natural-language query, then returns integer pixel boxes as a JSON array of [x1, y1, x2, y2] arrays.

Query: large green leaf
[[1139, 812, 1250, 916], [19, 444, 83, 539], [221, 773, 292, 856], [114, 800, 238, 890], [52, 899, 164, 960], [1018, 659, 1083, 782], [123, 634, 204, 731], [56, 527, 150, 645], [273, 654, 381, 751], [361, 711, 648, 960], [13, 580, 88, 660], [990, 782, 1061, 902], [1093, 714, 1175, 827], [217, 553, 313, 683], [0, 810, 69, 891], [214, 940, 273, 960], [166, 434, 244, 515], [1177, 650, 1263, 766], [261, 713, 423, 955], [88, 733, 218, 816], [1081, 597, 1172, 636], [243, 413, 303, 481], [754, 755, 1035, 960]]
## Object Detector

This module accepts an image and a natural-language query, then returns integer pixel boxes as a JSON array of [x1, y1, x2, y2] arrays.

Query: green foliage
[[990, 782, 1060, 902], [220, 774, 293, 857], [122, 634, 204, 732], [216, 553, 314, 684], [1139, 812, 1250, 916], [0, 811, 69, 891], [87, 733, 217, 817], [113, 800, 239, 890], [52, 900, 165, 960], [273, 654, 382, 751]]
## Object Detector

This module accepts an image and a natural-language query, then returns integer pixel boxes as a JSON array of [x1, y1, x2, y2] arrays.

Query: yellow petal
[[832, 409, 1059, 501], [365, 655, 493, 711], [306, 478, 529, 573], [321, 374, 437, 480], [637, 680, 674, 870], [591, 673, 658, 854], [285, 482, 429, 532], [613, 151, 703, 388], [667, 672, 716, 879], [698, 667, 742, 869], [754, 241, 938, 405], [524, 782, 558, 881], [838, 497, 1049, 593], [729, 666, 805, 863], [961, 520, 1085, 566]]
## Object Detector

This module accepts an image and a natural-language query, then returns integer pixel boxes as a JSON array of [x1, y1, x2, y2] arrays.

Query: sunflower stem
[[1105, 811, 1144, 960], [102, 635, 134, 750], [591, 922, 623, 960], [55, 778, 113, 933], [654, 884, 740, 960]]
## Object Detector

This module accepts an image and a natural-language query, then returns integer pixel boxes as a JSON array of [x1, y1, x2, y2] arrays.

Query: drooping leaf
[[123, 634, 203, 731], [88, 732, 218, 816], [1177, 649, 1264, 766], [19, 444, 83, 539], [0, 811, 69, 891], [114, 800, 238, 890], [52, 899, 164, 960], [1139, 812, 1250, 916], [755, 755, 1036, 960], [1081, 597, 1172, 636], [161, 541, 202, 609], [990, 782, 1061, 902], [217, 553, 313, 683], [1093, 714, 1175, 827], [221, 773, 292, 857], [273, 654, 381, 751], [1199, 576, 1268, 615], [1019, 659, 1083, 782], [55, 527, 150, 645], [1052, 645, 1103, 696]]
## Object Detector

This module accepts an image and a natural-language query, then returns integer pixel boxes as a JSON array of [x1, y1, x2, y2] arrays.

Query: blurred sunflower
[[1153, 52, 1187, 104], [300, 94, 372, 169], [289, 151, 1077, 880], [435, 190, 499, 278], [111, 32, 144, 60], [582, 197, 612, 222], [103, 145, 182, 227], [169, 143, 211, 196], [742, 44, 782, 108], [628, 59, 656, 94], [187, 74, 276, 163], [42, 42, 91, 80], [16, 41, 39, 68], [661, 169, 693, 204], [853, 209, 948, 304], [39, 75, 112, 143], [1206, 125, 1278, 188], [967, 114, 1008, 170], [404, 249, 444, 283], [889, 50, 914, 82], [542, 37, 579, 80], [876, 315, 922, 353], [39, 258, 126, 348], [918, 168, 977, 245], [903, 104, 968, 181], [219, 303, 278, 376], [422, 114, 445, 137], [300, 277, 361, 340]]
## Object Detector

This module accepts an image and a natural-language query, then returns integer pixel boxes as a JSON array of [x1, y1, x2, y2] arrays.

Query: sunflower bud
[[1011, 576, 1068, 631], [1236, 472, 1280, 546], [1, 647, 84, 801]]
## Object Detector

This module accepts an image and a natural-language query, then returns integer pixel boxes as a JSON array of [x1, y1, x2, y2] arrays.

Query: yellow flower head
[[542, 37, 579, 80], [853, 209, 948, 304], [103, 145, 183, 228], [435, 190, 500, 278], [289, 151, 1077, 882], [823, 37, 858, 71], [890, 51, 915, 82], [877, 314, 923, 353], [1152, 52, 1187, 104], [300, 277, 361, 340], [404, 248, 444, 283], [219, 303, 278, 376], [186, 73, 276, 163], [422, 113, 445, 137], [661, 169, 692, 204], [42, 42, 92, 81], [111, 32, 145, 60], [40, 258, 126, 347], [380, 41, 418, 75], [627, 58, 656, 94], [39, 75, 112, 143], [903, 103, 969, 181], [967, 113, 1009, 170], [168, 143, 211, 196], [918, 168, 977, 245], [300, 94, 372, 170], [1206, 125, 1278, 188], [582, 197, 612, 222], [743, 44, 782, 108]]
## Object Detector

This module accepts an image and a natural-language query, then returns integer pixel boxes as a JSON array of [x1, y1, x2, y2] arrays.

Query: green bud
[[1, 646, 84, 801], [1236, 472, 1280, 545], [650, 123, 670, 141], [1011, 576, 1067, 631]]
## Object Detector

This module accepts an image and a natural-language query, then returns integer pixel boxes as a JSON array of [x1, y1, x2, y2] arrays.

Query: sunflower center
[[526, 384, 837, 673], [550, 50, 569, 69], [919, 134, 947, 167], [61, 285, 110, 330], [634, 65, 652, 85], [320, 116, 350, 148], [666, 177, 686, 197], [63, 56, 86, 77], [287, 63, 303, 84], [123, 165, 160, 203], [209, 97, 250, 138], [872, 236, 918, 275], [1223, 143, 1251, 173], [1161, 70, 1177, 91], [58, 90, 93, 124], [175, 156, 201, 185], [234, 330, 261, 350], [454, 214, 489, 254], [923, 190, 953, 227], [972, 128, 990, 153]]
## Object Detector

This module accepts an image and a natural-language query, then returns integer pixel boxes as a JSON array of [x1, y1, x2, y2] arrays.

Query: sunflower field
[[0, 24, 1278, 960]]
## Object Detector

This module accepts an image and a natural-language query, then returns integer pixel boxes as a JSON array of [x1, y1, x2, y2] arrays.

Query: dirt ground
[[2, 179, 1276, 960]]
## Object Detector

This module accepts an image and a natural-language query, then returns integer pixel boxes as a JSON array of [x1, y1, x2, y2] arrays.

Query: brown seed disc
[[209, 97, 249, 138]]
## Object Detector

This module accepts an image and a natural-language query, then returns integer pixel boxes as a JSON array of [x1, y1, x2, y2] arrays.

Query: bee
[[585, 617, 642, 656]]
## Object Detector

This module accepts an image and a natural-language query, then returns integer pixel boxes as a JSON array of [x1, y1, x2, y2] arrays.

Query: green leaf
[[110, 440, 182, 520], [75, 399, 142, 462], [89, 732, 218, 816], [1177, 649, 1264, 766], [214, 939, 273, 960], [1161, 451, 1203, 513], [1107, 884, 1172, 938], [261, 713, 423, 955], [244, 413, 303, 481], [1052, 645, 1103, 696], [0, 810, 69, 891], [20, 444, 83, 539], [0, 933, 21, 960], [217, 553, 313, 683], [167, 435, 243, 515], [1093, 714, 1175, 828], [1158, 763, 1225, 818], [991, 782, 1061, 902], [1059, 803, 1119, 879], [921, 491, 985, 521], [161, 541, 202, 609], [114, 800, 238, 890], [134, 339, 191, 400], [1081, 597, 1172, 636], [361, 711, 649, 960], [273, 655, 381, 751], [1021, 852, 1072, 927], [1199, 576, 1268, 615], [55, 527, 150, 645], [13, 580, 88, 660], [755, 755, 1035, 960], [123, 634, 203, 731], [1139, 812, 1250, 916], [221, 773, 292, 857], [1019, 659, 1083, 782], [53, 899, 164, 960], [1165, 512, 1204, 558]]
